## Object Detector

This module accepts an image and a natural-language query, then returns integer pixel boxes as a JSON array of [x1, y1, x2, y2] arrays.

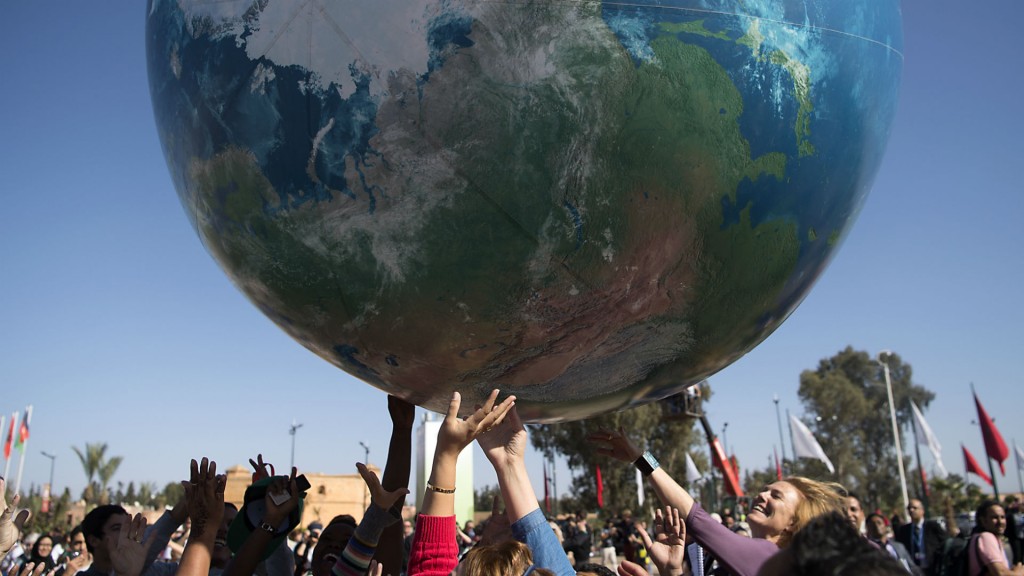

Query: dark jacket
[[895, 519, 948, 574]]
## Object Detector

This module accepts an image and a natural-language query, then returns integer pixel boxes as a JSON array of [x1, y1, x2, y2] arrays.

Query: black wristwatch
[[634, 450, 660, 477]]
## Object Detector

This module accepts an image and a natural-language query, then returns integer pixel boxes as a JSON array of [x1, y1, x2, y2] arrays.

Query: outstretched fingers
[[445, 391, 463, 421], [478, 393, 516, 431]]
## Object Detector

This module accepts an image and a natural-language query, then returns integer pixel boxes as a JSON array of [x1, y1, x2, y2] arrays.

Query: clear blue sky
[[2, 1, 1022, 508]]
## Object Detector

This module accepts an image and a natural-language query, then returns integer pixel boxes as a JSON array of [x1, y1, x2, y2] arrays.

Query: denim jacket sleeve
[[511, 509, 574, 576]]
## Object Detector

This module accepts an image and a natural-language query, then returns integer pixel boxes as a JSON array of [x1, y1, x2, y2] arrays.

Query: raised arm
[[371, 396, 415, 576], [409, 389, 514, 576], [589, 428, 695, 518], [177, 458, 226, 576], [332, 463, 406, 576], [0, 478, 31, 557], [110, 513, 157, 576], [222, 469, 301, 576], [477, 406, 573, 576]]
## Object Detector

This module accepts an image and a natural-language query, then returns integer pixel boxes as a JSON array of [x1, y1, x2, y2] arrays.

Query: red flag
[[14, 408, 29, 450], [543, 461, 551, 513], [974, 391, 1009, 475], [711, 437, 744, 497], [920, 467, 930, 497], [596, 465, 604, 508], [3, 415, 14, 460], [774, 448, 783, 481], [963, 444, 993, 486]]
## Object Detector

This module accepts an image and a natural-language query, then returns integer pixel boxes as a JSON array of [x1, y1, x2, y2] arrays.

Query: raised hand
[[13, 562, 48, 576], [436, 390, 516, 458], [587, 427, 644, 463], [182, 457, 226, 540], [356, 462, 409, 511], [63, 551, 91, 576], [263, 467, 300, 527], [617, 560, 651, 576], [366, 559, 384, 576], [110, 513, 157, 576], [248, 454, 275, 482], [639, 507, 687, 576], [476, 496, 512, 547], [475, 405, 527, 469], [0, 477, 31, 555]]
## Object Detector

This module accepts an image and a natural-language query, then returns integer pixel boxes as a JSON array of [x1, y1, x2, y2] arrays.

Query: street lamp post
[[289, 420, 304, 470], [878, 350, 910, 521], [41, 451, 56, 514], [359, 442, 370, 510], [773, 395, 788, 474]]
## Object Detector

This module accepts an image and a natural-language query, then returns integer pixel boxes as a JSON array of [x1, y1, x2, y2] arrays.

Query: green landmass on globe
[[147, 0, 903, 420]]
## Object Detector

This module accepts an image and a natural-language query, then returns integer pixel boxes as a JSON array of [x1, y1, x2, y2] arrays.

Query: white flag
[[1016, 442, 1024, 472], [911, 401, 948, 477], [685, 452, 703, 484], [789, 414, 835, 474], [636, 467, 645, 507]]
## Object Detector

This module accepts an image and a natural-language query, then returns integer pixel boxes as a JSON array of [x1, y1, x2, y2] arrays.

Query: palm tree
[[72, 442, 123, 504]]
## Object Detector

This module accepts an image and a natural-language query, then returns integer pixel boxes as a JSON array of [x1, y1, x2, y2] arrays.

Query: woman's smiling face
[[747, 481, 803, 541]]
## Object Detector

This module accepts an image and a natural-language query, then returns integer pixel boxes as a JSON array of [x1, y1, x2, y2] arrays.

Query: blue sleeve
[[511, 509, 574, 576], [142, 511, 181, 574]]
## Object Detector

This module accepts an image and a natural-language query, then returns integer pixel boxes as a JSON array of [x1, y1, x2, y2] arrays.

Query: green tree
[[137, 482, 157, 508], [530, 396, 704, 517], [796, 347, 935, 513], [474, 484, 501, 511], [72, 442, 124, 505], [124, 481, 137, 505], [743, 464, 781, 496]]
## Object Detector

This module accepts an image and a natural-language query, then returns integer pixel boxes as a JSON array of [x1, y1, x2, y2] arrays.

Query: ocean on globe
[[146, 0, 902, 421]]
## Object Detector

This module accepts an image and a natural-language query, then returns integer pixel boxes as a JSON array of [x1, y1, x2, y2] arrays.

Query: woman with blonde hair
[[458, 540, 555, 576], [589, 429, 846, 576]]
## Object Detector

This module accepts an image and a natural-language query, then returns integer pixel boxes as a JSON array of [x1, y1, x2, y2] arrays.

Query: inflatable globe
[[146, 0, 902, 421]]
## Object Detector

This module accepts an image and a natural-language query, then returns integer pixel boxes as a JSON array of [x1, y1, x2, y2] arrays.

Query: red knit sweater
[[407, 514, 459, 576]]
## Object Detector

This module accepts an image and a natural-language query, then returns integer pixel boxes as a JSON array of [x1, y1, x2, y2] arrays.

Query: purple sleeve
[[685, 502, 780, 576]]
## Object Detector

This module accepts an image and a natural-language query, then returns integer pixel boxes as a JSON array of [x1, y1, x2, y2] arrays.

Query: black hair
[[788, 511, 906, 575], [81, 504, 128, 554], [327, 514, 357, 529], [574, 563, 616, 576], [973, 500, 1003, 534]]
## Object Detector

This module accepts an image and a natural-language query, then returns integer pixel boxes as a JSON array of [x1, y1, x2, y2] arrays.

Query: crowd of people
[[1, 390, 1022, 576]]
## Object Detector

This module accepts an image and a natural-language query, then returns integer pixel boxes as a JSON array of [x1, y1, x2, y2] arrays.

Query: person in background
[[967, 500, 1024, 576], [846, 494, 866, 537], [894, 499, 947, 575], [17, 535, 57, 575], [865, 513, 919, 574], [56, 525, 92, 576], [590, 428, 847, 576], [755, 511, 907, 576]]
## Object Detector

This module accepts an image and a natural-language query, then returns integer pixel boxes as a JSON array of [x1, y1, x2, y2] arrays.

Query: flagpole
[[972, 383, 1000, 500], [1015, 440, 1023, 496], [14, 405, 33, 496], [552, 454, 558, 515], [909, 407, 929, 513], [3, 412, 17, 480], [773, 395, 788, 475], [878, 351, 910, 521], [0, 414, 5, 476]]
